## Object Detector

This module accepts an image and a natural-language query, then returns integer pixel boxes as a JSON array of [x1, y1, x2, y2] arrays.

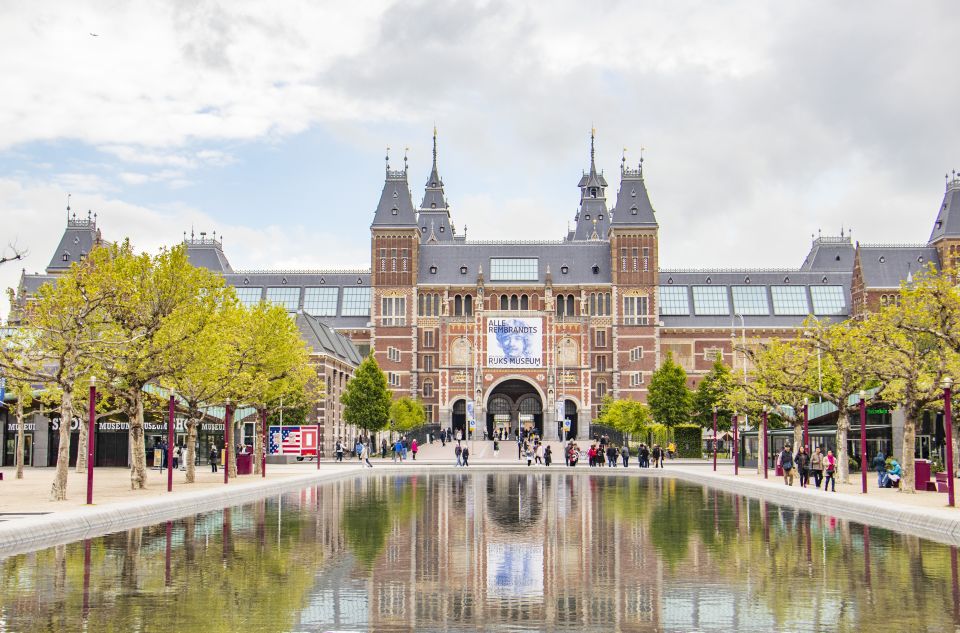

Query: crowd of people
[[775, 443, 903, 492]]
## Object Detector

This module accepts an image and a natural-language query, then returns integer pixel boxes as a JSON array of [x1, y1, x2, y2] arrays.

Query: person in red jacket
[[411, 438, 419, 460]]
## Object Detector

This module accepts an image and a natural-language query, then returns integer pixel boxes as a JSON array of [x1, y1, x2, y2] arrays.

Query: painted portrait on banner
[[486, 318, 543, 367]]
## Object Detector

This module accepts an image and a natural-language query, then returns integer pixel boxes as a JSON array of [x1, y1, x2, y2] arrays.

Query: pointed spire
[[621, 148, 627, 174], [639, 146, 645, 177], [385, 146, 391, 173], [404, 146, 409, 174], [66, 193, 71, 223], [589, 126, 597, 174], [432, 125, 438, 171]]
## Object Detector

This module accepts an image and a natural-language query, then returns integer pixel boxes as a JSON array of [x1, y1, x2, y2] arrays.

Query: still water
[[1, 473, 959, 632]]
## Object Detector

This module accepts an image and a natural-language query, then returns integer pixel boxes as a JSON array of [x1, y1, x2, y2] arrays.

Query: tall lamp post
[[943, 377, 955, 508], [761, 406, 769, 479], [167, 390, 175, 492], [712, 406, 718, 472], [859, 389, 867, 494], [85, 376, 97, 505]]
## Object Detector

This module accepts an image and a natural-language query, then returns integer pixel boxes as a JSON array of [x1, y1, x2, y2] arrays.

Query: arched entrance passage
[[452, 399, 467, 438], [555, 399, 579, 440], [485, 379, 543, 439]]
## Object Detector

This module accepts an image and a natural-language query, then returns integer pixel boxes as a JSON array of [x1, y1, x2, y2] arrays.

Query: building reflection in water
[[1, 473, 959, 632]]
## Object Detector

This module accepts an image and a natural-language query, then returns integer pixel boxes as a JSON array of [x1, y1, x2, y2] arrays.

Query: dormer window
[[585, 214, 591, 220], [590, 188, 597, 198], [460, 266, 468, 275], [61, 252, 69, 261], [937, 220, 943, 229], [631, 188, 636, 197], [429, 265, 438, 274], [878, 256, 885, 263], [431, 202, 436, 208], [391, 206, 399, 215], [631, 206, 638, 215], [591, 264, 600, 274], [598, 214, 604, 221], [439, 225, 445, 232], [560, 264, 569, 275]]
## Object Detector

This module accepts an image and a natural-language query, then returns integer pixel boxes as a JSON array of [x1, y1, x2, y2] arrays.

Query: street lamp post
[[859, 389, 867, 494], [762, 406, 769, 480], [943, 377, 955, 508], [86, 376, 97, 505], [224, 399, 232, 485], [733, 413, 739, 475], [803, 397, 809, 453], [167, 391, 175, 493], [712, 406, 718, 472]]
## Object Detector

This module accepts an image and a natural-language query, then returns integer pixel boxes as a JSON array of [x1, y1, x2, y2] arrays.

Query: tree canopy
[[342, 354, 391, 433], [648, 352, 692, 427]]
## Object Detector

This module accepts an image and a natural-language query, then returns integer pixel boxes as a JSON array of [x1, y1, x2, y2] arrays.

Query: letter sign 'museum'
[[486, 318, 543, 368]]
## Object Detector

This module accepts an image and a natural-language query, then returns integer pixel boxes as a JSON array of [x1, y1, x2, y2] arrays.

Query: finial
[[463, 224, 467, 239], [432, 125, 438, 164], [621, 148, 627, 173], [639, 146, 645, 176], [66, 193, 71, 222], [183, 231, 187, 241], [840, 225, 844, 238], [191, 226, 195, 240], [385, 146, 390, 172], [212, 230, 217, 241], [590, 126, 596, 172], [404, 146, 409, 173]]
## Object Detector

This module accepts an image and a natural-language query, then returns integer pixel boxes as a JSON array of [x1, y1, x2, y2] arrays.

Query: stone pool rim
[[1, 465, 959, 558]]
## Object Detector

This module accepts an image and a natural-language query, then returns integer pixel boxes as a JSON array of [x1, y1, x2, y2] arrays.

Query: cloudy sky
[[2, 1, 958, 317]]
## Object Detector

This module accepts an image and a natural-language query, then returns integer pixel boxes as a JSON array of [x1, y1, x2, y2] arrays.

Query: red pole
[[803, 400, 809, 453], [762, 408, 769, 479], [946, 383, 955, 507], [86, 378, 96, 505], [859, 394, 867, 494], [262, 407, 268, 478], [733, 414, 739, 475], [712, 408, 718, 471], [167, 393, 175, 492], [317, 417, 321, 470], [224, 402, 231, 485]]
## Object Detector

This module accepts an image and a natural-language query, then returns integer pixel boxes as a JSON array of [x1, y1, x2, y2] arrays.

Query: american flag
[[268, 426, 301, 455]]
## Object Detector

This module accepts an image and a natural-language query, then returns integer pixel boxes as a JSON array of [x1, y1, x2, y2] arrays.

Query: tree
[[6, 377, 33, 480], [342, 354, 391, 434], [0, 241, 26, 267], [596, 396, 651, 438], [390, 397, 426, 433], [692, 357, 734, 429], [869, 300, 958, 492], [0, 254, 118, 500], [647, 352, 692, 427]]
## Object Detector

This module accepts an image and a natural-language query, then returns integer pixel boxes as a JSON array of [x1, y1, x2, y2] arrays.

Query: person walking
[[621, 444, 630, 468], [461, 445, 470, 467], [394, 438, 404, 462], [411, 438, 419, 461], [335, 439, 344, 463], [779, 443, 795, 486], [534, 442, 543, 465], [544, 445, 553, 466], [651, 445, 661, 468], [606, 444, 617, 467], [358, 441, 373, 468], [823, 449, 837, 492], [810, 446, 824, 488], [526, 443, 534, 466], [381, 438, 388, 459], [795, 445, 810, 488], [209, 445, 218, 473], [493, 438, 500, 457], [639, 444, 649, 468], [872, 451, 887, 488], [455, 442, 463, 466]]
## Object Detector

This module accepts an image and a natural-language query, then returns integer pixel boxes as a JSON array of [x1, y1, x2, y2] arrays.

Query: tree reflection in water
[[1, 473, 959, 632]]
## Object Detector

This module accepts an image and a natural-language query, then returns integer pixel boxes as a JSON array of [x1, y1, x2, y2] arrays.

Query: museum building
[[9, 132, 960, 456]]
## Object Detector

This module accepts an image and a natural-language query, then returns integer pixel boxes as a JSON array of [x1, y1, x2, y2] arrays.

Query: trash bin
[[236, 453, 253, 475], [915, 459, 931, 491]]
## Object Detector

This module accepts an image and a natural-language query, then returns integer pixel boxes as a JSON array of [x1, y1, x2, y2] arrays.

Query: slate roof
[[372, 163, 418, 228], [657, 269, 853, 329], [418, 241, 612, 285], [419, 130, 449, 212], [19, 273, 56, 295], [46, 216, 99, 273], [571, 198, 610, 241], [295, 313, 363, 366], [799, 236, 855, 272], [856, 245, 938, 288], [419, 210, 455, 243], [928, 179, 960, 243], [185, 239, 233, 273], [610, 166, 657, 228]]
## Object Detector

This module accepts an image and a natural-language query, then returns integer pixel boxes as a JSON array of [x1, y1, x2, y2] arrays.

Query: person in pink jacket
[[411, 438, 419, 460]]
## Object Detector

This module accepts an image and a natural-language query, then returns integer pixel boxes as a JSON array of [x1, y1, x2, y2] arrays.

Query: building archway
[[452, 398, 467, 439], [485, 378, 544, 439], [557, 398, 579, 440]]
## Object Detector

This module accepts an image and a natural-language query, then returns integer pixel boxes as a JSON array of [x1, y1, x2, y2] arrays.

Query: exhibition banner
[[486, 318, 543, 368], [268, 425, 318, 456]]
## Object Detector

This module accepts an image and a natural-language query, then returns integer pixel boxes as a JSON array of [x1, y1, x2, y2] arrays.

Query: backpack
[[781, 451, 794, 470]]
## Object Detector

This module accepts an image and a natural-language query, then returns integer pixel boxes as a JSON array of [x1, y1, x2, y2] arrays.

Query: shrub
[[674, 425, 702, 458]]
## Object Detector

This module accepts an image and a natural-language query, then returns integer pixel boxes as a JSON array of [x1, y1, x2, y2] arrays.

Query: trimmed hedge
[[674, 424, 702, 458]]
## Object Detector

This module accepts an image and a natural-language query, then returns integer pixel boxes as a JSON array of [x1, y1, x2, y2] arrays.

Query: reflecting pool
[[2, 473, 959, 632]]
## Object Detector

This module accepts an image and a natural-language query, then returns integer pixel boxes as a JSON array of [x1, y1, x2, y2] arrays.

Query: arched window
[[510, 295, 519, 310], [604, 292, 611, 316], [488, 395, 511, 415], [520, 295, 529, 310], [423, 381, 434, 397], [454, 295, 463, 316], [589, 293, 596, 315], [566, 295, 575, 316], [418, 294, 425, 316], [500, 295, 508, 310], [464, 294, 473, 316], [556, 299, 564, 317], [433, 294, 440, 316]]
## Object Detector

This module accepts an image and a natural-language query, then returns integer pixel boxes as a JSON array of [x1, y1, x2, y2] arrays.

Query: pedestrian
[[823, 449, 837, 492], [355, 439, 363, 462], [810, 446, 824, 488], [886, 457, 902, 488], [640, 444, 650, 468], [440, 430, 446, 448], [381, 438, 388, 459], [526, 443, 534, 466], [621, 444, 630, 468], [779, 443, 795, 486], [411, 438, 419, 461], [461, 445, 470, 466], [209, 445, 218, 473], [651, 445, 661, 468], [795, 445, 810, 488], [534, 442, 543, 465], [394, 438, 404, 462], [493, 438, 500, 457], [658, 444, 665, 467], [455, 442, 463, 466], [588, 444, 597, 467], [402, 437, 409, 460], [872, 451, 886, 488], [173, 445, 180, 471], [667, 441, 676, 459], [544, 445, 552, 466], [335, 439, 344, 463], [358, 441, 373, 468], [606, 445, 617, 467]]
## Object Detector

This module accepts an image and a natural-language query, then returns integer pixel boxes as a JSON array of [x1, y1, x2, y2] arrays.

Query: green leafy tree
[[390, 396, 426, 433], [692, 357, 734, 429], [647, 352, 692, 427], [342, 353, 391, 434], [597, 396, 651, 438]]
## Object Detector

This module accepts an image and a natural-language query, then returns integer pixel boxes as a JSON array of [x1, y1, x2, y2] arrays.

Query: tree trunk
[[253, 410, 263, 476], [901, 408, 918, 494], [129, 391, 147, 490], [837, 415, 850, 484], [228, 418, 239, 479], [15, 398, 25, 479], [793, 422, 803, 454], [50, 390, 74, 501], [185, 416, 199, 484], [75, 403, 87, 473]]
